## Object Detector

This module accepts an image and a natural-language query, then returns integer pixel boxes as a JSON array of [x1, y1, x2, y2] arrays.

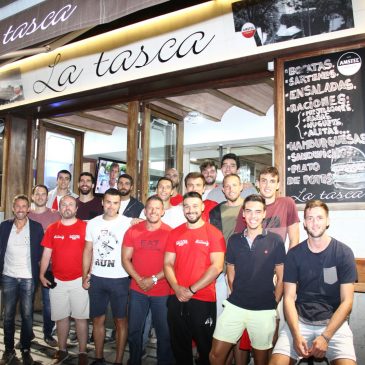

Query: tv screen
[[95, 158, 126, 195]]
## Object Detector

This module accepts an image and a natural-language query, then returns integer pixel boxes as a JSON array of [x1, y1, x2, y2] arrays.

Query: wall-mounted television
[[95, 157, 126, 195]]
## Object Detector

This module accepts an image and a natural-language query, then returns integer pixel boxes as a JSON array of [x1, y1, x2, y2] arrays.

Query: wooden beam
[[127, 101, 139, 198], [207, 89, 265, 116], [156, 98, 219, 122], [76, 112, 127, 127], [47, 118, 113, 135]]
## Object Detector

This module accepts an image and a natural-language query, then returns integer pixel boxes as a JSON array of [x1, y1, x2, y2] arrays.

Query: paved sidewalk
[[0, 312, 157, 365]]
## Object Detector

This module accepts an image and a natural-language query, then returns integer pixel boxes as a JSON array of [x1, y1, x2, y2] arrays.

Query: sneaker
[[50, 350, 69, 365], [44, 337, 58, 347], [78, 353, 88, 365], [21, 350, 34, 365], [90, 358, 106, 365], [0, 349, 16, 365]]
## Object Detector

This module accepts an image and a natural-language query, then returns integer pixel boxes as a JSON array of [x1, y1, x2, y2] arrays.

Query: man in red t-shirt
[[164, 192, 226, 365], [122, 195, 174, 365], [40, 196, 88, 365], [184, 172, 218, 222]]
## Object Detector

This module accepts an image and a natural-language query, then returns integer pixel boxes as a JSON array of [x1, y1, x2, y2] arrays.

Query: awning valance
[[0, 0, 169, 57]]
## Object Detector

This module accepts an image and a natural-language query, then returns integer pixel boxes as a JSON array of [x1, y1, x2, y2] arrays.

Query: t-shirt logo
[[141, 239, 160, 250], [195, 240, 209, 246], [176, 239, 188, 247], [54, 235, 64, 240], [69, 235, 80, 240]]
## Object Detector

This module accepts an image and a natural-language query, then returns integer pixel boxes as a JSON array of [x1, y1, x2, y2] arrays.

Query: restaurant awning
[[0, 0, 169, 57]]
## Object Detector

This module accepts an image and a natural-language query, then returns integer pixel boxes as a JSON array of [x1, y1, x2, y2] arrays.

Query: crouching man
[[269, 200, 357, 365]]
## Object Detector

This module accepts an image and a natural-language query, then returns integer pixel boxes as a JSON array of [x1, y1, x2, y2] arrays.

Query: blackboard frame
[[275, 41, 365, 210]]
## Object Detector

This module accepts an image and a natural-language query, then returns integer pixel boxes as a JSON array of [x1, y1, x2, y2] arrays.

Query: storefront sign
[[0, 0, 363, 110]]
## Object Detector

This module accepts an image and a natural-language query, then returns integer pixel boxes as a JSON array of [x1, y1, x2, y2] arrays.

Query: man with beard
[[117, 174, 144, 218], [82, 189, 132, 365], [165, 168, 183, 206], [200, 160, 218, 200], [164, 192, 226, 365], [122, 196, 174, 365], [209, 174, 244, 317], [28, 185, 61, 348], [210, 195, 285, 365], [40, 196, 89, 365], [76, 172, 103, 221], [0, 195, 44, 365], [270, 200, 357, 365], [47, 170, 78, 210]]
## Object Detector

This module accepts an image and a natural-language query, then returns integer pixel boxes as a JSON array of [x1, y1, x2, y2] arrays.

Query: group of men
[[0, 152, 358, 365]]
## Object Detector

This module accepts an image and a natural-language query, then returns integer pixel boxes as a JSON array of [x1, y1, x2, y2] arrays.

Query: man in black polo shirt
[[209, 194, 285, 365]]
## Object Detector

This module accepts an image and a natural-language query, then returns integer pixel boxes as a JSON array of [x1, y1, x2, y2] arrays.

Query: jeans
[[42, 286, 55, 338], [2, 275, 35, 351], [128, 290, 173, 365]]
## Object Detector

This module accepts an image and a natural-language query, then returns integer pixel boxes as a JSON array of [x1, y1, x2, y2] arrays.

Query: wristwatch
[[152, 275, 158, 285]]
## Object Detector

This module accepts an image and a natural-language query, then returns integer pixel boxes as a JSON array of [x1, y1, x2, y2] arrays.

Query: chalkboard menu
[[284, 48, 365, 205]]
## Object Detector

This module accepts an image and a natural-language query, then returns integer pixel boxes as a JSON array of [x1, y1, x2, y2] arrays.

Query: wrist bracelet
[[321, 333, 330, 343], [189, 285, 196, 294]]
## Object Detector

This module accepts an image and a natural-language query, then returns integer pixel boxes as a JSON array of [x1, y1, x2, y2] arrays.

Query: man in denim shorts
[[82, 188, 132, 365], [270, 200, 357, 365]]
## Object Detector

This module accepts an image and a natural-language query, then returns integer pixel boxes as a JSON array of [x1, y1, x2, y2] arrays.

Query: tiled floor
[[0, 313, 157, 365]]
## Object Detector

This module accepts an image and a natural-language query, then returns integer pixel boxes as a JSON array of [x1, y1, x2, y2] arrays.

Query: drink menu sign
[[284, 48, 365, 205]]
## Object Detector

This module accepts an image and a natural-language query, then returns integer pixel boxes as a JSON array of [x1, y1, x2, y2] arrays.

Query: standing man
[[165, 168, 183, 206], [0, 195, 44, 365], [207, 153, 256, 204], [235, 166, 300, 249], [184, 172, 217, 222], [29, 185, 61, 348], [122, 196, 174, 365], [209, 174, 245, 317], [209, 194, 285, 365], [270, 200, 357, 365], [76, 172, 103, 221], [199, 160, 218, 200], [140, 177, 185, 228], [39, 196, 89, 365], [117, 174, 144, 218], [47, 170, 78, 210], [164, 192, 226, 365], [82, 189, 132, 365], [235, 166, 300, 358]]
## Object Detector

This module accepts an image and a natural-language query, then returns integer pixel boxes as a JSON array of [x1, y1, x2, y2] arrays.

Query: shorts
[[89, 275, 129, 318], [213, 300, 276, 350], [50, 277, 89, 321], [272, 320, 356, 362]]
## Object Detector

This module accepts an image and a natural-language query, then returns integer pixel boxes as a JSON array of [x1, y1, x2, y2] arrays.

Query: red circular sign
[[241, 22, 256, 38]]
